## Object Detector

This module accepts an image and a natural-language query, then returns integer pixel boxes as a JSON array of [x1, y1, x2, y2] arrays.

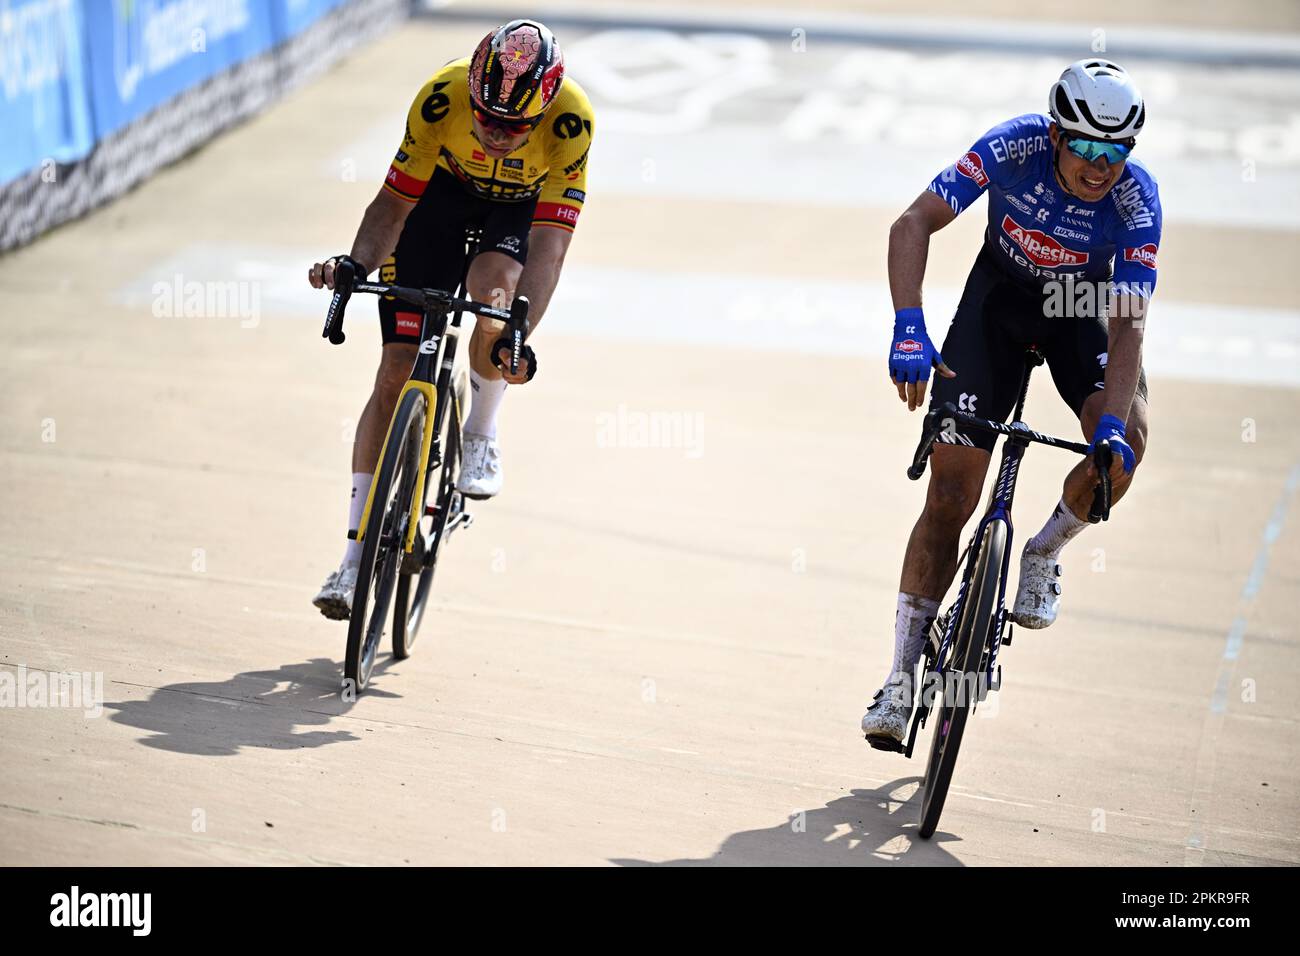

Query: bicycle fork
[[902, 439, 1025, 756], [352, 379, 439, 554]]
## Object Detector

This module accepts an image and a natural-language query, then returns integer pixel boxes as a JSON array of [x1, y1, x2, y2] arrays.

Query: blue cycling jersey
[[927, 114, 1162, 296]]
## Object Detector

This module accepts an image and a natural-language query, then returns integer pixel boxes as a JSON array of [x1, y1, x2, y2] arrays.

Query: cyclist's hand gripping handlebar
[[322, 256, 361, 345], [490, 295, 536, 382]]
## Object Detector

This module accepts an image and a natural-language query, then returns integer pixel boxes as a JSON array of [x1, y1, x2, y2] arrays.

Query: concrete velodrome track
[[2, 3, 1298, 865]]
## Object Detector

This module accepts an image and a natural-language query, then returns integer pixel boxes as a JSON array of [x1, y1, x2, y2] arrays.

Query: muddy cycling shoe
[[861, 675, 914, 747], [1012, 551, 1062, 629], [457, 432, 502, 499], [313, 563, 358, 621]]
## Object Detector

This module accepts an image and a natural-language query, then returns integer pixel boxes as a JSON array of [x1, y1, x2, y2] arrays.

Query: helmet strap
[[1051, 138, 1086, 202]]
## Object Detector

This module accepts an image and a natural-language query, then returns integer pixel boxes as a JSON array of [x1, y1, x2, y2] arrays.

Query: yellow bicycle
[[321, 229, 529, 692]]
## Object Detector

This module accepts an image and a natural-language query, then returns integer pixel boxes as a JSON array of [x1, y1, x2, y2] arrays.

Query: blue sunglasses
[[1064, 134, 1134, 164]]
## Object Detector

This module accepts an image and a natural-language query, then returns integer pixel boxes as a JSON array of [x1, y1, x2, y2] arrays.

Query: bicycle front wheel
[[392, 392, 462, 658], [344, 388, 426, 693], [918, 519, 1006, 839]]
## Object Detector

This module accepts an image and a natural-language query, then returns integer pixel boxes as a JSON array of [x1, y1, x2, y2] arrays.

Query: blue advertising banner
[[0, 0, 96, 186], [82, 0, 278, 137], [271, 0, 348, 40]]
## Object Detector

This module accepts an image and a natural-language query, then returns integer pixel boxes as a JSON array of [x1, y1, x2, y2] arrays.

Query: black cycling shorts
[[378, 167, 536, 345], [928, 243, 1148, 452]]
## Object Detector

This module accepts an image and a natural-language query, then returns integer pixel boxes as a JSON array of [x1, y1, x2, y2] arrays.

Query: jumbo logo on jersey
[[421, 82, 451, 123], [1123, 243, 1159, 269], [1000, 215, 1090, 267], [956, 152, 988, 187]]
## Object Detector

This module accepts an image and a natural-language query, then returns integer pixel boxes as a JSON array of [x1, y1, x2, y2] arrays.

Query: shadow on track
[[104, 655, 401, 756], [611, 777, 964, 865]]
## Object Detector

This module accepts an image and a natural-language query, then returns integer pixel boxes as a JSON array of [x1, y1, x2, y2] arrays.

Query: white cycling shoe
[[861, 674, 914, 747], [457, 432, 502, 499], [313, 563, 359, 621], [1012, 551, 1063, 629]]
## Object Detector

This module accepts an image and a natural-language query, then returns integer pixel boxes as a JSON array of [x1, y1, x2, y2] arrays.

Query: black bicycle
[[321, 228, 529, 693], [867, 346, 1115, 839]]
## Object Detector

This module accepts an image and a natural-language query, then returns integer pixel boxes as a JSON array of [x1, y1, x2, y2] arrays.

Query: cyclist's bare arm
[[1096, 293, 1146, 477], [888, 190, 958, 405], [888, 190, 956, 311], [307, 186, 414, 289], [513, 225, 573, 334]]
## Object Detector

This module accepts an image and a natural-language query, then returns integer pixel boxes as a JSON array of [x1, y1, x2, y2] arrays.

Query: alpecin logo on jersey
[[1112, 178, 1155, 231], [1123, 243, 1158, 269], [1001, 214, 1090, 267], [956, 151, 989, 187], [894, 339, 924, 354]]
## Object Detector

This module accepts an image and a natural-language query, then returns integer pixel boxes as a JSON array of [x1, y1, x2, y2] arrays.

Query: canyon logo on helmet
[[468, 19, 565, 124]]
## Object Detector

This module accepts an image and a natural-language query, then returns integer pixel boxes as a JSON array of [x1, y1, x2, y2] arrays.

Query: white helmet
[[1049, 59, 1145, 141]]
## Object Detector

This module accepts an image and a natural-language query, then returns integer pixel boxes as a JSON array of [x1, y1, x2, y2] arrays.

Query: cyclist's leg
[[869, 255, 1020, 719], [1043, 311, 1150, 518], [464, 201, 534, 384], [350, 173, 467, 548], [459, 198, 534, 455], [1013, 310, 1149, 626], [1076, 387, 1148, 505], [902, 253, 1025, 606]]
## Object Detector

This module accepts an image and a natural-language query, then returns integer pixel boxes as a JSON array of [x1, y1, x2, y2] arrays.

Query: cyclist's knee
[[466, 251, 521, 308], [923, 448, 987, 524], [924, 472, 982, 525], [375, 345, 416, 398]]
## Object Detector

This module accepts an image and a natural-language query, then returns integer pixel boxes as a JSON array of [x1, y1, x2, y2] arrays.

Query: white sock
[[464, 368, 507, 439], [1025, 497, 1088, 558], [889, 593, 940, 691], [343, 472, 372, 566]]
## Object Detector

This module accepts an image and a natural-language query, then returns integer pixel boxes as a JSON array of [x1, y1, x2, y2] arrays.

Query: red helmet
[[468, 20, 565, 123]]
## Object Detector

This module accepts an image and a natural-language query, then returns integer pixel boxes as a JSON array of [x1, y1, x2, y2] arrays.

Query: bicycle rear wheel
[[344, 389, 425, 692], [918, 519, 1005, 839], [392, 392, 463, 658]]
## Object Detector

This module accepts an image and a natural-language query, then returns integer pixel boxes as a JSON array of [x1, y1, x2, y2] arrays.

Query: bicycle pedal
[[864, 734, 905, 753]]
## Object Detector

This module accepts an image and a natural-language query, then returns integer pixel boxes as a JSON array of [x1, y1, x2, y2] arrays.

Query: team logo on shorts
[[496, 235, 522, 253], [956, 151, 989, 187], [395, 313, 421, 336]]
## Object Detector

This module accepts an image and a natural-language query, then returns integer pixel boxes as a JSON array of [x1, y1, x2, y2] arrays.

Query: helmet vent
[[1053, 86, 1079, 123]]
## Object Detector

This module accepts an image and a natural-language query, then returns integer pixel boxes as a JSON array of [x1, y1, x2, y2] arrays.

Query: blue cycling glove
[[889, 307, 943, 384], [1089, 413, 1135, 474]]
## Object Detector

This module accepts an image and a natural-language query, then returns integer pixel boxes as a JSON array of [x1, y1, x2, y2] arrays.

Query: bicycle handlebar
[[908, 402, 1113, 522], [320, 261, 531, 373]]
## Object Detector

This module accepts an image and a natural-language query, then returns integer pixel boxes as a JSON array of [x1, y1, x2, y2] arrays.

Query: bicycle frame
[[353, 237, 478, 554], [926, 351, 1040, 699], [902, 347, 1109, 754]]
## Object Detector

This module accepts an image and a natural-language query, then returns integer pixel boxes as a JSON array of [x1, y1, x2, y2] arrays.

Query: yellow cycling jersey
[[384, 58, 593, 231]]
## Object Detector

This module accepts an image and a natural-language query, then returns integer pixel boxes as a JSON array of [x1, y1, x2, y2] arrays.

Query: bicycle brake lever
[[323, 259, 355, 345], [508, 296, 530, 376], [1087, 440, 1113, 523]]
